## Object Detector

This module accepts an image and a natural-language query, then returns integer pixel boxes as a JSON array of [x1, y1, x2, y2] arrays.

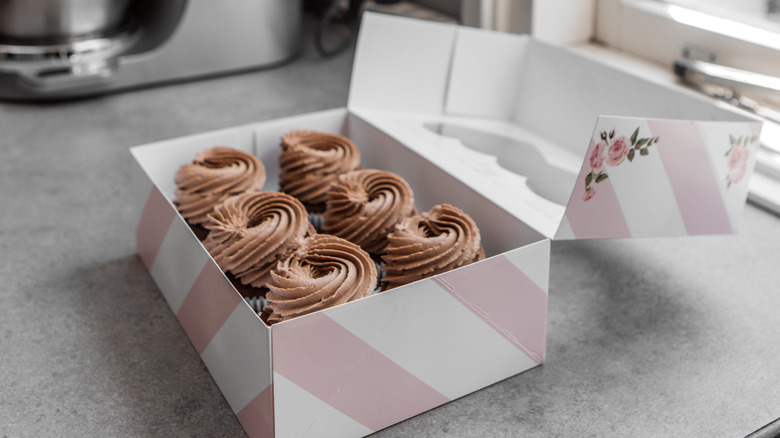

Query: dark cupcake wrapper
[[308, 212, 325, 233], [245, 295, 270, 314]]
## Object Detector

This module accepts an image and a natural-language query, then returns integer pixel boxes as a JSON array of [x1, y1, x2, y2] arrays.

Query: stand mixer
[[0, 0, 302, 100]]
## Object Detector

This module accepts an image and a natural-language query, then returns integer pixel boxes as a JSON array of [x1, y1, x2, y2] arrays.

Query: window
[[593, 0, 780, 214], [595, 0, 780, 76]]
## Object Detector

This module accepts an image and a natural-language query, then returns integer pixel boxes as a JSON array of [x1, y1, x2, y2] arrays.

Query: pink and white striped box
[[130, 13, 760, 438]]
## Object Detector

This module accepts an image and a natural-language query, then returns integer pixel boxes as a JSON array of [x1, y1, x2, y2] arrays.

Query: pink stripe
[[272, 312, 450, 432], [176, 260, 242, 354], [136, 185, 176, 268], [434, 256, 547, 363], [649, 119, 731, 234], [749, 122, 763, 140], [564, 140, 631, 239], [236, 384, 274, 438]]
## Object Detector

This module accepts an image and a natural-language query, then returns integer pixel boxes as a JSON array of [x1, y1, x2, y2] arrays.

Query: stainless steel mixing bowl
[[0, 0, 134, 42]]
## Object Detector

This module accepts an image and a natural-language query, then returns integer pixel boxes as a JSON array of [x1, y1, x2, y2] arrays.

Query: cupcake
[[322, 169, 416, 255], [263, 234, 377, 324], [174, 146, 266, 227], [381, 204, 484, 290], [203, 191, 314, 291], [278, 130, 361, 213]]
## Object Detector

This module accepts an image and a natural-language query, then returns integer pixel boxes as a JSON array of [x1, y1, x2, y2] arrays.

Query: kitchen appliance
[[0, 0, 302, 100]]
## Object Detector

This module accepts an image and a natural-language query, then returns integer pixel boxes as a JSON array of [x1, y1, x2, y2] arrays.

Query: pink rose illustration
[[733, 162, 747, 183], [728, 144, 746, 170], [726, 143, 750, 185], [582, 188, 596, 202], [589, 142, 606, 170], [581, 127, 657, 202], [606, 136, 630, 166]]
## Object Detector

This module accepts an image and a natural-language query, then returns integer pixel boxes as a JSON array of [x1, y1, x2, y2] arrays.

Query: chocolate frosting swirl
[[203, 191, 313, 288], [174, 147, 266, 225], [381, 204, 484, 290], [322, 169, 416, 254], [264, 234, 377, 324], [279, 130, 361, 212]]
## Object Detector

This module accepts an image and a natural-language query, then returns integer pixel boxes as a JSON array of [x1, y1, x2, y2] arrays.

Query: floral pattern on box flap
[[555, 116, 762, 240]]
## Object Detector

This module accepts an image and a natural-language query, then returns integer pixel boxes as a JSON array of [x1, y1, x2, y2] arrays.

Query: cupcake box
[[130, 13, 761, 438]]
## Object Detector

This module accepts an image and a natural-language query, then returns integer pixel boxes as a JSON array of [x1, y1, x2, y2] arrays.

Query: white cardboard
[[273, 373, 374, 438], [200, 303, 272, 413], [323, 264, 541, 400], [149, 215, 210, 313], [348, 16, 457, 115], [445, 27, 529, 119]]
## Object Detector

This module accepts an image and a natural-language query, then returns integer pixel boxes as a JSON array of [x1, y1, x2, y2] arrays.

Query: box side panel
[[680, 121, 763, 233], [136, 184, 210, 312], [348, 12, 457, 115], [202, 304, 274, 438], [434, 240, 549, 364], [272, 371, 374, 438], [557, 116, 762, 239], [131, 154, 156, 238], [133, 148, 275, 437], [444, 26, 530, 120], [132, 158, 177, 270], [270, 240, 549, 437]]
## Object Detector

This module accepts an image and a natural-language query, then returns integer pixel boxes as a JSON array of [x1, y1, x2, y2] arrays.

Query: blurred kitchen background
[[1, 0, 778, 214]]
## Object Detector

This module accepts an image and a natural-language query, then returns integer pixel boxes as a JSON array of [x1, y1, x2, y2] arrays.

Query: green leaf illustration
[[609, 130, 615, 140], [585, 172, 593, 187], [595, 173, 609, 183], [630, 127, 639, 146], [628, 149, 635, 162], [640, 148, 649, 156], [729, 135, 736, 145], [636, 138, 649, 148], [601, 131, 607, 140]]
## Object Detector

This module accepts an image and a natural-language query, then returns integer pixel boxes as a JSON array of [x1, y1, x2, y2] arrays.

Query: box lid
[[347, 12, 762, 239]]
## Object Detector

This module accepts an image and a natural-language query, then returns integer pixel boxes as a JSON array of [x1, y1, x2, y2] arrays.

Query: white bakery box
[[130, 13, 761, 438]]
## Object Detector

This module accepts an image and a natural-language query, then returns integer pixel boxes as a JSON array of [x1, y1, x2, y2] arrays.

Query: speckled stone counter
[[2, 23, 779, 438]]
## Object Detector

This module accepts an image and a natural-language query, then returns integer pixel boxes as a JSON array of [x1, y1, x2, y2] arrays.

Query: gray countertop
[[2, 26, 780, 438]]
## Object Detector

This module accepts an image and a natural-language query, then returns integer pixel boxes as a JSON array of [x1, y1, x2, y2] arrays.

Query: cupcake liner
[[374, 259, 386, 294], [188, 223, 210, 241], [244, 295, 270, 314], [307, 211, 324, 233]]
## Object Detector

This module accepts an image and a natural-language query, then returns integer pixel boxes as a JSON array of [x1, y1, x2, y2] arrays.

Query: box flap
[[348, 13, 457, 116], [348, 13, 762, 239], [555, 116, 762, 239]]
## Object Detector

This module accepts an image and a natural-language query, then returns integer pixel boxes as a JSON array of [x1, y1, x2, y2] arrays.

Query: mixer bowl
[[0, 0, 134, 43]]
